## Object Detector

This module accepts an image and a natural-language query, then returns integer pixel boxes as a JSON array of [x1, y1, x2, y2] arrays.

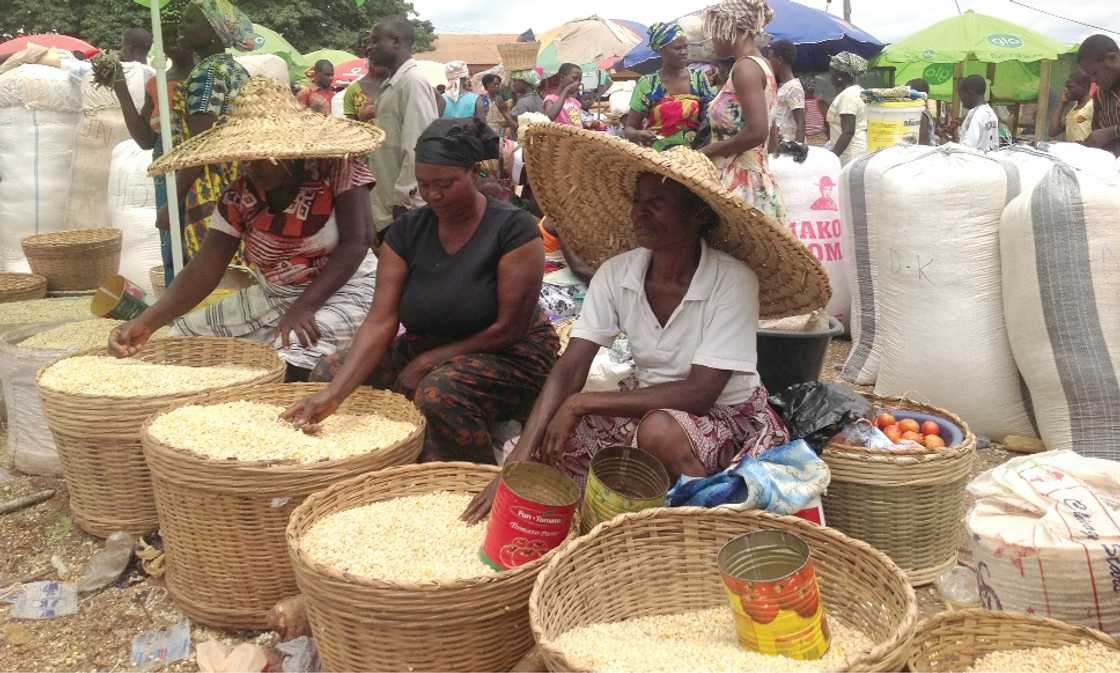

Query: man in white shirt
[[956, 75, 999, 152]]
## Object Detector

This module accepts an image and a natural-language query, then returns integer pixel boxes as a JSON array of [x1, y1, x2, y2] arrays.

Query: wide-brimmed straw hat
[[522, 123, 830, 319], [148, 76, 386, 175]]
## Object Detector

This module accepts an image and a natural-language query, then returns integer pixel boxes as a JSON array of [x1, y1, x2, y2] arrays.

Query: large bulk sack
[[968, 451, 1120, 635], [0, 64, 80, 272], [110, 140, 161, 294], [236, 54, 290, 88], [1043, 141, 1117, 175], [1001, 161, 1120, 457], [0, 322, 74, 476], [771, 148, 850, 328]]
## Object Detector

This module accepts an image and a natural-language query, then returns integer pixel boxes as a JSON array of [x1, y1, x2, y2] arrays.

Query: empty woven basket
[[498, 42, 540, 71], [22, 228, 123, 291], [0, 273, 48, 303]]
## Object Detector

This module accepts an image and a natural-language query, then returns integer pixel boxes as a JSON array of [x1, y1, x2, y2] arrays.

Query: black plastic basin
[[757, 317, 844, 396]]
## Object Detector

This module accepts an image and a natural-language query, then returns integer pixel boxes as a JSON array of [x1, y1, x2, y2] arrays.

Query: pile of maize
[[300, 492, 495, 583], [965, 642, 1120, 673], [550, 607, 872, 673], [20, 319, 169, 351], [39, 356, 267, 397], [148, 400, 416, 462], [0, 298, 91, 327]]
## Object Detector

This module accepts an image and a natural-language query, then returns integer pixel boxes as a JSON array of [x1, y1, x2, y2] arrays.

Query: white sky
[[410, 0, 1116, 45]]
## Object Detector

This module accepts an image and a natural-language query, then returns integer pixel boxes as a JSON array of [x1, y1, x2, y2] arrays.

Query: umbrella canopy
[[332, 58, 448, 90], [537, 16, 647, 77], [620, 0, 882, 74], [303, 49, 358, 67], [232, 23, 306, 82], [874, 10, 1069, 102], [0, 34, 100, 59]]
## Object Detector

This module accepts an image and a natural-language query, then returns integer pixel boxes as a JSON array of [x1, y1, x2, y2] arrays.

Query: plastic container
[[481, 461, 580, 571], [891, 410, 965, 447], [580, 446, 669, 533], [756, 317, 844, 395], [866, 100, 926, 151]]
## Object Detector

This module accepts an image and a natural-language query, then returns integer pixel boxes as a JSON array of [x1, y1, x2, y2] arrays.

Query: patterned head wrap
[[703, 0, 774, 42], [648, 22, 685, 52], [191, 0, 256, 51], [512, 69, 542, 89], [444, 60, 470, 102], [830, 51, 869, 77]]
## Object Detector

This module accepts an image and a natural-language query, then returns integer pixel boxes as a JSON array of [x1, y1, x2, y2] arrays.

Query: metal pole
[[147, 0, 184, 276], [843, 0, 852, 22]]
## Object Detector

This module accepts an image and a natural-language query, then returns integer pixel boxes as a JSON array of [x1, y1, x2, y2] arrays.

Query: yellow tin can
[[717, 530, 831, 660], [580, 446, 669, 534]]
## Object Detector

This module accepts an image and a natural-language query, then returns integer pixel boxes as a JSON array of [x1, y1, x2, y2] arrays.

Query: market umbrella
[[0, 34, 100, 59], [303, 49, 358, 67], [234, 23, 306, 82], [536, 16, 646, 78]]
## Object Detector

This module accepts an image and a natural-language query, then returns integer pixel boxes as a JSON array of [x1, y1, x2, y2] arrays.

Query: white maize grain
[[964, 641, 1120, 673], [148, 400, 416, 463], [39, 356, 266, 397], [0, 298, 91, 327], [300, 492, 495, 583], [550, 607, 873, 673], [20, 319, 169, 351]]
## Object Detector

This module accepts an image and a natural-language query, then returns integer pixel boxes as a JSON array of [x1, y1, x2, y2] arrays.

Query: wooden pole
[[1035, 60, 1053, 141], [951, 61, 965, 121], [1011, 104, 1021, 143]]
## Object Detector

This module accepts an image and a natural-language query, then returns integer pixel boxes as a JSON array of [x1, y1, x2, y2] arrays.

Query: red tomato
[[924, 434, 946, 449], [884, 425, 903, 444], [901, 431, 924, 444], [875, 413, 896, 430], [921, 421, 942, 436], [898, 418, 920, 434]]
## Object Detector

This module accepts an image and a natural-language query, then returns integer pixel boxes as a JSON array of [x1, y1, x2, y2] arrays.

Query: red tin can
[[481, 461, 580, 571]]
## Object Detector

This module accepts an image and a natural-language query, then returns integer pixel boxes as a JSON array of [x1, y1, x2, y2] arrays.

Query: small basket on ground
[[287, 462, 565, 672], [531, 507, 917, 672], [907, 608, 1120, 672], [498, 42, 541, 71], [22, 228, 123, 291], [0, 273, 48, 303], [820, 393, 976, 587], [37, 337, 285, 537], [142, 383, 425, 630]]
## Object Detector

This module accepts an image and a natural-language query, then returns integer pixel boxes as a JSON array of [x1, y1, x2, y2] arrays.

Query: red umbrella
[[0, 34, 100, 59], [332, 58, 367, 87]]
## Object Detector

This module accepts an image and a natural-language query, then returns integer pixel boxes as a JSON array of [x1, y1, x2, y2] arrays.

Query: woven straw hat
[[148, 76, 386, 175], [522, 123, 830, 319]]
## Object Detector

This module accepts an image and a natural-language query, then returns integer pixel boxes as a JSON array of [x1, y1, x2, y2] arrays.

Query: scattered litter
[[76, 531, 134, 593], [9, 581, 78, 619], [49, 555, 70, 580], [196, 640, 269, 673], [935, 565, 980, 609], [130, 618, 191, 669], [269, 595, 309, 641], [136, 537, 166, 578], [278, 636, 320, 673], [0, 489, 56, 515], [975, 434, 992, 450]]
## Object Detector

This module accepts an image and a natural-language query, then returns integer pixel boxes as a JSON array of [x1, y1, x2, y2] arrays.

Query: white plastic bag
[[109, 140, 161, 294]]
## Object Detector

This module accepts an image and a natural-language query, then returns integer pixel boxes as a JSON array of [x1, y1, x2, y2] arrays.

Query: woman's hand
[[358, 102, 377, 122], [108, 320, 154, 358], [627, 129, 659, 146], [540, 395, 583, 464], [395, 352, 439, 395], [461, 476, 500, 525], [281, 389, 341, 430], [277, 303, 321, 349]]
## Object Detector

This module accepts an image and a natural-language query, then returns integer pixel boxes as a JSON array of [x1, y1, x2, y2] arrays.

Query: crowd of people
[[100, 0, 1120, 518]]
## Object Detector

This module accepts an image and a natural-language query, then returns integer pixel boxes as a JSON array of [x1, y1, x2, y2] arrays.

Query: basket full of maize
[[530, 507, 918, 673], [907, 608, 1120, 672], [36, 337, 285, 537], [22, 228, 123, 291], [287, 462, 569, 672], [141, 383, 425, 629]]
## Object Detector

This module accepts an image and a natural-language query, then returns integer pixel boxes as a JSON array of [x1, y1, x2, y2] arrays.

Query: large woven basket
[[288, 462, 566, 672], [22, 228, 123, 291], [531, 507, 917, 672], [821, 393, 976, 587], [142, 383, 425, 630], [37, 337, 285, 537], [498, 42, 540, 71], [907, 609, 1120, 671], [0, 273, 48, 303]]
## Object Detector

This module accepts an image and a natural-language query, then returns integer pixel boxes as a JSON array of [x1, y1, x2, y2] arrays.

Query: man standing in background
[[1049, 70, 1093, 143], [952, 75, 999, 151]]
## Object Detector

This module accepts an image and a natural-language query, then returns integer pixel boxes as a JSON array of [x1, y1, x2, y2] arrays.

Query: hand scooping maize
[[299, 492, 496, 583], [148, 400, 416, 462], [963, 642, 1120, 673], [38, 356, 267, 397], [20, 319, 169, 351]]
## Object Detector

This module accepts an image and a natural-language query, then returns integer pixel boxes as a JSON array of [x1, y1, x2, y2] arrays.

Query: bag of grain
[[1001, 160, 1120, 457], [236, 54, 290, 88], [771, 148, 850, 328], [1042, 141, 1117, 175], [109, 140, 161, 294], [968, 450, 1120, 635], [0, 64, 80, 272]]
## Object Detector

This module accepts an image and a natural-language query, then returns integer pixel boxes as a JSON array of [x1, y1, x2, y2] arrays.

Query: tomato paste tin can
[[717, 530, 831, 660], [481, 461, 580, 571], [580, 446, 669, 534]]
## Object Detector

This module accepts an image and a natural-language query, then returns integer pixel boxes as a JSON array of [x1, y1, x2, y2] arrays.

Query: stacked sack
[[0, 64, 81, 271], [840, 144, 1033, 440], [109, 140, 163, 295]]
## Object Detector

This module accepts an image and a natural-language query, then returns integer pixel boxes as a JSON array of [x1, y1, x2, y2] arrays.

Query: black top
[[386, 198, 540, 339]]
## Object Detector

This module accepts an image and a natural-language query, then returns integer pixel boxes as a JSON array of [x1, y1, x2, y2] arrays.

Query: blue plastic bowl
[[891, 410, 964, 447]]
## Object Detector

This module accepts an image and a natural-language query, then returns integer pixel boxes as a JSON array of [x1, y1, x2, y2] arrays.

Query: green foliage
[[1, 0, 434, 54]]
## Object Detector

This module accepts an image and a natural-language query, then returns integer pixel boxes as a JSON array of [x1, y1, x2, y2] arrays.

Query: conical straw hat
[[148, 76, 386, 175], [522, 123, 830, 319]]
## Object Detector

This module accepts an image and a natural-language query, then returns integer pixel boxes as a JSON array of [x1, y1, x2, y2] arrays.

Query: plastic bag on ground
[[197, 640, 269, 673], [769, 382, 871, 452], [8, 581, 77, 619], [131, 619, 191, 669], [75, 531, 133, 593], [278, 636, 321, 673]]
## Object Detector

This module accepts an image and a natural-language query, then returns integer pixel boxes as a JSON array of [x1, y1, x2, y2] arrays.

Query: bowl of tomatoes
[[873, 411, 964, 450]]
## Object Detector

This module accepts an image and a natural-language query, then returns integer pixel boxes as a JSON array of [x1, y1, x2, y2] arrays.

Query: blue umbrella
[[619, 0, 883, 74]]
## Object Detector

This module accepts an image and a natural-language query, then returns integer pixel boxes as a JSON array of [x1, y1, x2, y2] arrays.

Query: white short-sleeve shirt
[[570, 242, 761, 406], [960, 103, 1000, 152], [826, 84, 868, 166]]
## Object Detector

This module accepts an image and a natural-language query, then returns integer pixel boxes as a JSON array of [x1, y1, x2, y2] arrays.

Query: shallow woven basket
[[821, 393, 976, 587], [0, 273, 48, 303], [907, 608, 1120, 672], [498, 42, 540, 71], [22, 228, 123, 292], [288, 462, 568, 672], [531, 507, 917, 672], [142, 383, 425, 630], [36, 337, 285, 537], [149, 265, 256, 299]]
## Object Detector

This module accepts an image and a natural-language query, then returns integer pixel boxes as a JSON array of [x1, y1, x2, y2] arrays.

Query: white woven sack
[[865, 144, 1033, 439], [109, 140, 161, 295], [0, 63, 81, 111], [236, 54, 290, 87], [1044, 141, 1117, 175], [771, 147, 850, 329], [968, 450, 1120, 635], [1001, 160, 1120, 457]]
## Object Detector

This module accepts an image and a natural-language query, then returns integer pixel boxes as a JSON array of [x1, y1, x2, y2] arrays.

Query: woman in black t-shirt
[[284, 117, 557, 463]]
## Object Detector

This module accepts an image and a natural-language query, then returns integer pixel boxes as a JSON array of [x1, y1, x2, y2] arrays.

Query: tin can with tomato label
[[717, 530, 831, 660], [481, 461, 580, 571], [580, 446, 669, 534]]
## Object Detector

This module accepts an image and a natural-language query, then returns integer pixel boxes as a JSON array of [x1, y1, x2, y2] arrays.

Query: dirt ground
[[0, 336, 1015, 671]]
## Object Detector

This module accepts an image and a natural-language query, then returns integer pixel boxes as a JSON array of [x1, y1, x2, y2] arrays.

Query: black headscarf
[[415, 117, 500, 168]]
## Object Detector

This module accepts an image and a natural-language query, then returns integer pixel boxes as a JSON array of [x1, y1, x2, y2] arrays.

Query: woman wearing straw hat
[[283, 117, 558, 464], [698, 0, 787, 224], [462, 123, 830, 522], [109, 77, 387, 381]]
